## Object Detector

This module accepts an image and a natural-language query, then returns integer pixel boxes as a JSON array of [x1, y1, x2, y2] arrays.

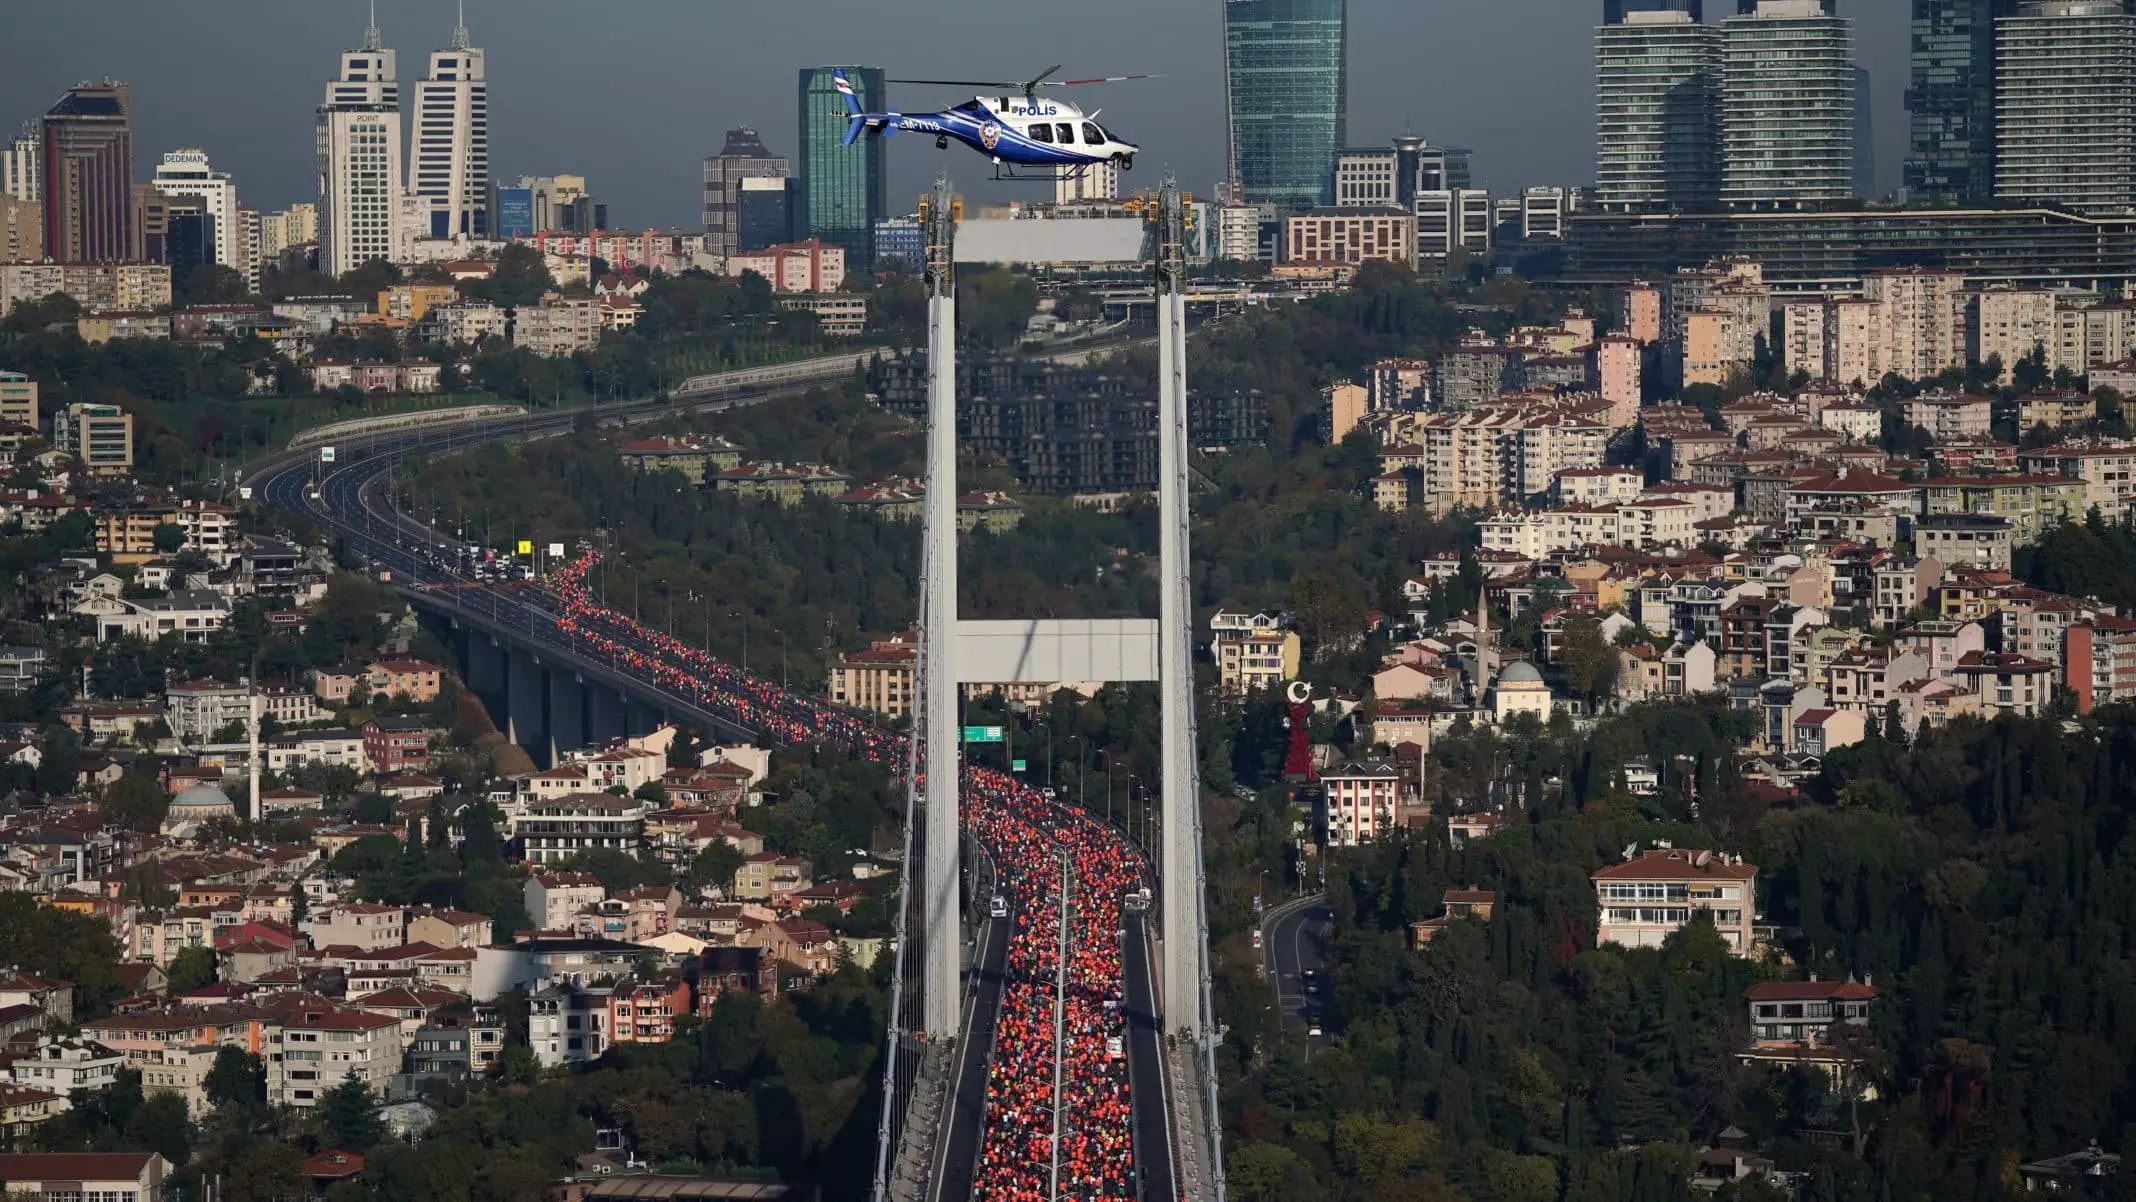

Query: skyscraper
[[1223, 0, 1349, 208], [1595, 7, 1723, 212], [150, 149, 239, 272], [703, 128, 791, 260], [0, 126, 38, 205], [317, 10, 402, 275], [1720, 0, 1856, 209], [1605, 0, 1705, 22], [411, 7, 489, 238], [797, 67, 886, 270], [1906, 0, 2017, 203], [1995, 0, 2136, 214], [40, 83, 133, 264]]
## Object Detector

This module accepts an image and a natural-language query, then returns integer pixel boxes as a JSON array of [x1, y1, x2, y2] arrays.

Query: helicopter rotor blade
[[886, 78, 1027, 88], [1057, 74, 1161, 86], [1022, 64, 1065, 94]]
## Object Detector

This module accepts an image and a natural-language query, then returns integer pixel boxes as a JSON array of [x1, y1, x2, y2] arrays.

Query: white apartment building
[[1995, 0, 2136, 214], [1720, 1, 1855, 210], [1818, 401, 1882, 443], [410, 21, 489, 239], [1322, 759, 1401, 847], [429, 299, 506, 344], [1902, 391, 1993, 440], [150, 149, 241, 273], [1593, 847, 1758, 954], [317, 19, 402, 274], [1552, 467, 1645, 506], [1865, 269, 1966, 382], [265, 1007, 401, 1107], [1415, 396, 1610, 513], [164, 679, 253, 745]]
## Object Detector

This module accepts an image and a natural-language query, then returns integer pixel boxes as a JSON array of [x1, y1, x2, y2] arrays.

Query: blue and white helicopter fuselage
[[835, 69, 1137, 176]]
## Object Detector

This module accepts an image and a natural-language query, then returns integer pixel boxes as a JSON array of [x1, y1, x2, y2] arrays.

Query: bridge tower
[[919, 177, 965, 1040]]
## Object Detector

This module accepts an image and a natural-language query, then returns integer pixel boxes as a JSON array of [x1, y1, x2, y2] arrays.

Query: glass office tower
[[1224, 0, 1348, 208], [1906, 0, 2017, 202], [797, 66, 887, 270]]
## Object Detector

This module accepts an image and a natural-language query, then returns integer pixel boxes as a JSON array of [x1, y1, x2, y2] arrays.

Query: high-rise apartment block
[[40, 83, 134, 264], [1596, 8, 1722, 212], [53, 402, 134, 476], [1906, 0, 2017, 203], [411, 17, 488, 238], [0, 198, 38, 264], [797, 67, 886, 270], [1223, 0, 1349, 208], [703, 129, 790, 260], [149, 149, 239, 273], [1995, 0, 2136, 214], [1, 127, 38, 205], [317, 16, 402, 275], [1721, 1, 1856, 208]]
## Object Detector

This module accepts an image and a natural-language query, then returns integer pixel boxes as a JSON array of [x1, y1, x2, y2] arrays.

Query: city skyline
[[0, 0, 1912, 230]]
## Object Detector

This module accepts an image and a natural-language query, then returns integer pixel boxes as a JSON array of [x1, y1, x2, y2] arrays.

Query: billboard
[[493, 187, 535, 240]]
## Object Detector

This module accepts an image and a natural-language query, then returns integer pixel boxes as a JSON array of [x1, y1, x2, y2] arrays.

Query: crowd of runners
[[546, 552, 1142, 1199]]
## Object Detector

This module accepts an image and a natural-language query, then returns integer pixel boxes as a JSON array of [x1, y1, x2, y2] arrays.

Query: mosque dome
[[161, 784, 236, 837], [1498, 661, 1544, 686]]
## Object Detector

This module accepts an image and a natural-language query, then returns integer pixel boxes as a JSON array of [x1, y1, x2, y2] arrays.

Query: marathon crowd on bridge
[[548, 553, 1141, 1199]]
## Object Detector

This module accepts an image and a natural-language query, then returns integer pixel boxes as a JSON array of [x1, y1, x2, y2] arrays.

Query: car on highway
[[1250, 929, 1263, 951], [1302, 969, 1322, 994], [989, 895, 1008, 919], [1307, 1021, 1323, 1038]]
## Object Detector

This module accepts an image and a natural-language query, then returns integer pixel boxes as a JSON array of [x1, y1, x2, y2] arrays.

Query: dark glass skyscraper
[[40, 83, 133, 264], [1224, 0, 1348, 208], [797, 66, 886, 271], [1905, 0, 2017, 203]]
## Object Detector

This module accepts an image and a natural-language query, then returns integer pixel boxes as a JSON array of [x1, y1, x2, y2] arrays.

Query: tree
[[1558, 613, 1620, 703], [150, 522, 187, 554], [632, 779, 668, 805], [102, 772, 170, 832], [204, 1046, 265, 1113], [316, 1070, 382, 1151], [166, 945, 218, 994]]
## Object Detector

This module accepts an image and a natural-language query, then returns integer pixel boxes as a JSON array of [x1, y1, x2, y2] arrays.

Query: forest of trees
[[1205, 699, 2136, 1202]]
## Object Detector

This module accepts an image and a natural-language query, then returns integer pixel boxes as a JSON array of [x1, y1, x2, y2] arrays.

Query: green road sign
[[1012, 759, 1027, 772], [962, 726, 1005, 743]]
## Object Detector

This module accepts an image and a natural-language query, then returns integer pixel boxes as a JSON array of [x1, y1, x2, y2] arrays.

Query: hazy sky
[[0, 0, 1910, 226]]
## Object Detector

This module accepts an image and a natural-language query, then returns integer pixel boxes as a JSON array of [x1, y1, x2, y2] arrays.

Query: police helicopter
[[835, 65, 1150, 180]]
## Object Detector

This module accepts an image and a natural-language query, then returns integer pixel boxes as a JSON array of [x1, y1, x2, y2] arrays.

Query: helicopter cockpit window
[[1056, 123, 1075, 144], [952, 100, 984, 114], [1028, 123, 1053, 143], [1083, 122, 1105, 146]]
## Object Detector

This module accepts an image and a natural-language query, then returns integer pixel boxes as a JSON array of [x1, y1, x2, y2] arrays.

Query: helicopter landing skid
[[989, 160, 1094, 184]]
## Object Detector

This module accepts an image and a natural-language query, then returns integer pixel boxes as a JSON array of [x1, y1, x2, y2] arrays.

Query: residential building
[[513, 293, 599, 357], [525, 873, 605, 932], [8, 1036, 123, 1099], [1915, 474, 2084, 544], [1864, 269, 1967, 382], [1721, 1, 1856, 209], [40, 83, 133, 264], [1744, 978, 1875, 1049], [1595, 8, 1723, 213], [823, 631, 916, 718], [1915, 513, 2013, 570], [0, 126, 39, 205], [1593, 847, 1759, 954], [1901, 390, 1993, 439], [714, 460, 850, 504], [1215, 629, 1301, 695], [726, 239, 845, 293], [2015, 389, 2096, 430], [516, 794, 648, 866], [264, 1006, 400, 1107], [1224, 0, 1348, 208], [2017, 444, 2136, 520], [0, 1153, 170, 1199], [1995, 0, 2136, 213], [733, 854, 812, 903], [361, 716, 430, 774], [0, 372, 35, 433], [1973, 287, 2059, 378], [164, 680, 253, 744], [1951, 649, 2057, 715], [317, 14, 402, 275], [1594, 335, 1643, 428], [409, 16, 488, 238], [797, 66, 887, 269]]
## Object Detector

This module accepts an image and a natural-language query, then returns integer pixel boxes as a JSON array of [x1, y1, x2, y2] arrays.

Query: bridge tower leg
[[920, 177, 963, 1040], [507, 648, 549, 765], [1155, 178, 1227, 1202], [548, 672, 586, 765]]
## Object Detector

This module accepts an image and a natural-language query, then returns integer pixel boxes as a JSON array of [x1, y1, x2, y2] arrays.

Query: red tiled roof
[[1592, 848, 1756, 881], [1744, 980, 1876, 1001]]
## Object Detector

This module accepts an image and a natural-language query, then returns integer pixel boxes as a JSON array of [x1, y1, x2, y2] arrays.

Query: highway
[[1121, 912, 1176, 1202], [1260, 893, 1332, 1054]]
